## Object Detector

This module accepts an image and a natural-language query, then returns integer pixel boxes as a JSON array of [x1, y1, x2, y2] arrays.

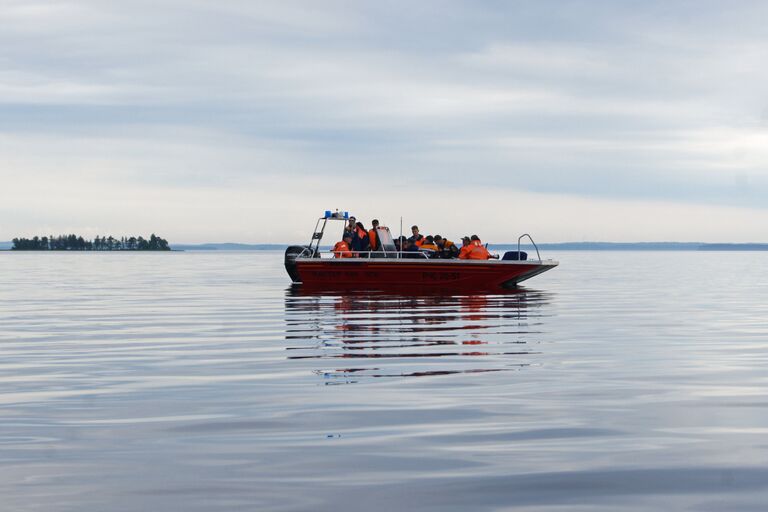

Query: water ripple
[[284, 287, 551, 383]]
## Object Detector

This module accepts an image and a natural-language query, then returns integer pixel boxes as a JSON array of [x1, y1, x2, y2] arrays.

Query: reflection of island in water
[[284, 286, 553, 384]]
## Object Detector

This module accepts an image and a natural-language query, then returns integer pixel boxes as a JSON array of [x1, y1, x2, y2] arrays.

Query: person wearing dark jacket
[[434, 235, 459, 259], [403, 238, 421, 258], [351, 221, 370, 255], [343, 216, 356, 241], [408, 225, 424, 247]]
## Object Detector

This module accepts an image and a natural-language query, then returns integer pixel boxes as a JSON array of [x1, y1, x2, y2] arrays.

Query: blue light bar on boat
[[323, 210, 350, 220]]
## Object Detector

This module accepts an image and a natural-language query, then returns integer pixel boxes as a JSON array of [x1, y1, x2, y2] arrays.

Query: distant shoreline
[[170, 242, 768, 251], [3, 242, 768, 252], [6, 234, 170, 251]]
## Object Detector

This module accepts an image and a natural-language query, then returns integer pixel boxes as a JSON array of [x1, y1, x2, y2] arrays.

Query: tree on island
[[11, 234, 171, 251]]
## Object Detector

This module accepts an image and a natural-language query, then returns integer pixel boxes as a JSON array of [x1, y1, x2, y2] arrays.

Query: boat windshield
[[376, 226, 396, 252]]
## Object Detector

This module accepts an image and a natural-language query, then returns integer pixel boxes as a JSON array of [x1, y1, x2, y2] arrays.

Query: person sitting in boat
[[434, 235, 459, 259], [409, 225, 424, 247], [465, 235, 496, 260], [351, 221, 370, 255], [333, 235, 353, 258], [419, 235, 439, 253], [458, 236, 473, 259], [402, 238, 421, 258]]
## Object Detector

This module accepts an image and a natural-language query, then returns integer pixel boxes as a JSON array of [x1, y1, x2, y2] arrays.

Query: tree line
[[11, 234, 170, 251]]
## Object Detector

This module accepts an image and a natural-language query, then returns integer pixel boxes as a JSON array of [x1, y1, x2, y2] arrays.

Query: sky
[[2, 0, 768, 243]]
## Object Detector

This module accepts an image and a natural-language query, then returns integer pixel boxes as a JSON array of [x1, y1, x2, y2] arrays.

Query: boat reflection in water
[[284, 285, 553, 384]]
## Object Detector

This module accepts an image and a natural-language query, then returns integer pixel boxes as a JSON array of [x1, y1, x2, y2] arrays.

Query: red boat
[[285, 211, 558, 290]]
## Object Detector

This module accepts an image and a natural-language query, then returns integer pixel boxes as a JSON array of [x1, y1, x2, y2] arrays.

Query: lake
[[1, 250, 767, 511]]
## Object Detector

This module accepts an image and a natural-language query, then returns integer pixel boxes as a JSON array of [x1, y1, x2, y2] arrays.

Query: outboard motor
[[284, 245, 310, 283], [502, 251, 528, 261]]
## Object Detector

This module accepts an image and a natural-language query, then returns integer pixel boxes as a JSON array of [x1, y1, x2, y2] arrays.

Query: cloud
[[2, 1, 768, 241]]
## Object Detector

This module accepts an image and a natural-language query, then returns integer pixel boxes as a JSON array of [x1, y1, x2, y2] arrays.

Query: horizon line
[[4, 240, 768, 246]]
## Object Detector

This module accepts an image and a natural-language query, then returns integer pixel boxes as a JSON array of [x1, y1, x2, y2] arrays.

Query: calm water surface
[[1, 250, 768, 511]]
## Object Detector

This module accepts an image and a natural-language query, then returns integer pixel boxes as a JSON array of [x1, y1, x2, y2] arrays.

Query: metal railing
[[323, 250, 432, 259], [517, 234, 542, 262], [298, 237, 545, 262]]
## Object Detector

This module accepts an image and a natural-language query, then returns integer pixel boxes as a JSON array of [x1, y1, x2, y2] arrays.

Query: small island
[[11, 234, 170, 251]]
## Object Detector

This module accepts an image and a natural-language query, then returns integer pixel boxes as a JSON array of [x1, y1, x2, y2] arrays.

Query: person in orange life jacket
[[467, 235, 492, 260], [409, 225, 424, 247], [419, 235, 439, 252], [351, 221, 369, 254], [469, 235, 499, 258], [458, 236, 473, 259], [368, 219, 379, 251], [333, 235, 353, 258], [434, 235, 459, 259]]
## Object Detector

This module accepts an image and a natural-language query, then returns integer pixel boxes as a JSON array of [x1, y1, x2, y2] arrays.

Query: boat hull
[[291, 258, 558, 289]]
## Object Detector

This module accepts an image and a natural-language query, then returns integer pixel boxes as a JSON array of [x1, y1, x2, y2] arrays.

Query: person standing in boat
[[351, 221, 370, 256], [409, 225, 424, 247], [342, 216, 356, 242], [368, 219, 380, 251]]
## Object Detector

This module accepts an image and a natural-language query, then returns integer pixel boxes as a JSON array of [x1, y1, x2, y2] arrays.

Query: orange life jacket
[[333, 241, 352, 258], [467, 240, 490, 260], [413, 235, 424, 247], [368, 229, 378, 250], [420, 242, 439, 251], [458, 245, 473, 259], [439, 240, 458, 258]]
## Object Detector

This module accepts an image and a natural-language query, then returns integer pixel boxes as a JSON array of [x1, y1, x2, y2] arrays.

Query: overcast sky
[[2, 0, 767, 243]]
